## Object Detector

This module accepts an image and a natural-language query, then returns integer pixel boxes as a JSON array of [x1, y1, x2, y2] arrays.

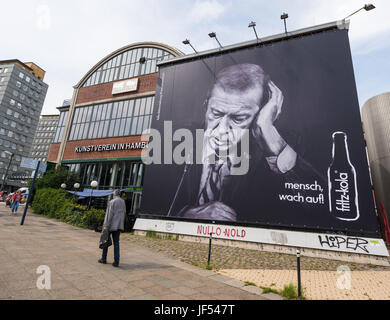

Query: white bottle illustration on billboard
[[327, 132, 360, 221]]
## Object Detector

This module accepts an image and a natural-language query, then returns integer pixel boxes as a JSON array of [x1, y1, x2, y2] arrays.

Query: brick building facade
[[47, 42, 182, 213]]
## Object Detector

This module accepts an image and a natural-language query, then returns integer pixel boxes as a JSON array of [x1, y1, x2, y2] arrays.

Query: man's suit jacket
[[169, 134, 327, 227]]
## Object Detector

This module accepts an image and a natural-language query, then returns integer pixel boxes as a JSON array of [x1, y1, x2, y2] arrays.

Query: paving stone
[[0, 205, 270, 300], [171, 286, 200, 296]]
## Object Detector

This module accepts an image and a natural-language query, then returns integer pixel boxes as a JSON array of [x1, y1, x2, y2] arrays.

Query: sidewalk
[[0, 204, 276, 300], [219, 269, 390, 300]]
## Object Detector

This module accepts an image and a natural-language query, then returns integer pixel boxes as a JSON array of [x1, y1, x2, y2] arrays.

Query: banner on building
[[140, 25, 381, 238]]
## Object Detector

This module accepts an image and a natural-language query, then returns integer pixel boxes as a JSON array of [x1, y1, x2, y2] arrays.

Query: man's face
[[205, 84, 263, 152]]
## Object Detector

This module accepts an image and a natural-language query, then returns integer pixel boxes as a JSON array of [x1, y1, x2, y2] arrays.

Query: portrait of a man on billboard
[[174, 63, 324, 222], [140, 27, 380, 237]]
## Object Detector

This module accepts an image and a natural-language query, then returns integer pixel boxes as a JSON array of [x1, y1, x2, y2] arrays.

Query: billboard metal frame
[[157, 20, 350, 67]]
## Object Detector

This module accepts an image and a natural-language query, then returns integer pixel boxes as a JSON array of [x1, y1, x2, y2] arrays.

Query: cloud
[[0, 0, 388, 114], [36, 3, 51, 31], [187, 0, 228, 23]]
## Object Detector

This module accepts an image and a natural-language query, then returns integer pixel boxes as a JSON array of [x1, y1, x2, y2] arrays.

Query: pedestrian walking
[[11, 190, 22, 215], [98, 189, 126, 267]]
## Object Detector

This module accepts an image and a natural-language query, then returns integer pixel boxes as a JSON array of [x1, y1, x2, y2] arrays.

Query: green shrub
[[28, 167, 80, 202], [280, 284, 300, 300], [32, 188, 105, 230]]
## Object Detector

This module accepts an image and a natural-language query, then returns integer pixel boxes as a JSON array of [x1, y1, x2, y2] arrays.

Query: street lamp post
[[88, 180, 98, 210], [208, 32, 223, 48], [281, 13, 289, 34], [248, 21, 260, 41], [73, 183, 80, 202], [0, 151, 14, 192], [343, 3, 376, 21], [182, 39, 198, 54]]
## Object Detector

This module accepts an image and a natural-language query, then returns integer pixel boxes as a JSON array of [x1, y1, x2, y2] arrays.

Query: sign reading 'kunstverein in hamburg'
[[75, 142, 148, 153]]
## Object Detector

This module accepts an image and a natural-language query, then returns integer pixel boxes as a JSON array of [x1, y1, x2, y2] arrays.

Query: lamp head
[[61, 183, 67, 189], [74, 183, 80, 189], [281, 13, 289, 20], [182, 39, 190, 45], [91, 181, 98, 188], [248, 21, 256, 28], [208, 32, 216, 38], [364, 4, 375, 11]]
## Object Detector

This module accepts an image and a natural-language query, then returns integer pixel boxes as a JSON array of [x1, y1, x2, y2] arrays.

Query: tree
[[28, 166, 80, 199]]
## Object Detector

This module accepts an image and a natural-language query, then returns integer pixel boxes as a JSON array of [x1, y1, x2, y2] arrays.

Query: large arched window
[[82, 47, 174, 87]]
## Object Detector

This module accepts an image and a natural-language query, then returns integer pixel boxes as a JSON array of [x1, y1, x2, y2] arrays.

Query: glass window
[[117, 101, 123, 118], [88, 123, 95, 139], [107, 120, 114, 137], [137, 116, 144, 134], [131, 117, 138, 135], [100, 120, 107, 138], [82, 47, 174, 87], [118, 118, 125, 136]]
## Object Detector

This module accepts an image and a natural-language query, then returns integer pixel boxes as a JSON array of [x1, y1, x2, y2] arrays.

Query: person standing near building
[[11, 190, 22, 215], [98, 189, 126, 267]]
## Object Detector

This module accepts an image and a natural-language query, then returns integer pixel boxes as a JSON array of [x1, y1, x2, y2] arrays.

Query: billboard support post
[[20, 160, 40, 226], [297, 250, 302, 297], [207, 232, 213, 267]]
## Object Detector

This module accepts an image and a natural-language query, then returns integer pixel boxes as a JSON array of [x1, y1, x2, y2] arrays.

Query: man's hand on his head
[[256, 81, 284, 128], [252, 81, 288, 156]]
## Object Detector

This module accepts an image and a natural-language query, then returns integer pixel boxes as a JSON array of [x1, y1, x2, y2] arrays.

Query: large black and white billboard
[[139, 25, 381, 238]]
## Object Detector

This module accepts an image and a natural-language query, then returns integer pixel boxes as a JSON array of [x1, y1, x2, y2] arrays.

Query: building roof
[[74, 41, 183, 89], [0, 59, 34, 71]]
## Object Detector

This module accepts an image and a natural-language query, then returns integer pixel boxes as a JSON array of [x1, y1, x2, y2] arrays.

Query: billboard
[[140, 26, 381, 238]]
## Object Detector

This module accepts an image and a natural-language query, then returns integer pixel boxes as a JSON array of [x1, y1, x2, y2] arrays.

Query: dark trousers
[[101, 231, 120, 262]]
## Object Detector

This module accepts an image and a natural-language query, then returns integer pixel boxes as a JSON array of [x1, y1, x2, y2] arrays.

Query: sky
[[1, 0, 389, 115]]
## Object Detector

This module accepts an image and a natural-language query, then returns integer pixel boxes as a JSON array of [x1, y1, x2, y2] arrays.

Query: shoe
[[112, 261, 119, 267], [98, 259, 107, 264]]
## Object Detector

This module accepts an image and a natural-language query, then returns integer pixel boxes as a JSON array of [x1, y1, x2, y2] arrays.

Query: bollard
[[207, 232, 213, 266], [297, 249, 302, 297]]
